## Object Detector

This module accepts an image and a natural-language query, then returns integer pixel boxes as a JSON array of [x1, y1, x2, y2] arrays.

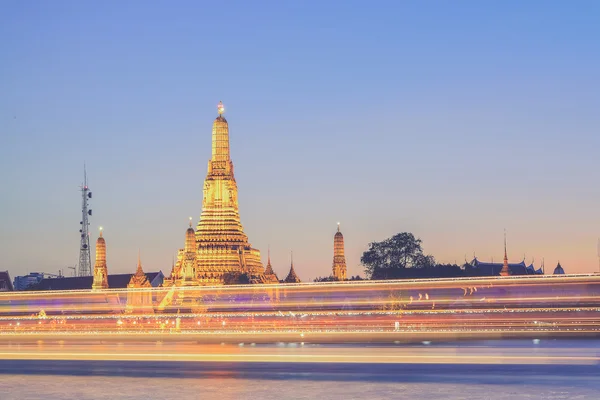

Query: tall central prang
[[194, 101, 264, 283], [164, 101, 277, 288]]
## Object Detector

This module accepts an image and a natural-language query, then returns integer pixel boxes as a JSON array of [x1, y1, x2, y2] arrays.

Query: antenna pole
[[77, 165, 92, 276]]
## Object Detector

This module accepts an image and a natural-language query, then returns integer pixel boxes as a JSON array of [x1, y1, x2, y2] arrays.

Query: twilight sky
[[1, 1, 600, 280]]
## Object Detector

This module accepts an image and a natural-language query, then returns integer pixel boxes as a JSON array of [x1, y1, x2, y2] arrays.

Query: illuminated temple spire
[[92, 227, 108, 290], [191, 101, 264, 284], [332, 222, 347, 280], [500, 230, 510, 276], [284, 251, 301, 283]]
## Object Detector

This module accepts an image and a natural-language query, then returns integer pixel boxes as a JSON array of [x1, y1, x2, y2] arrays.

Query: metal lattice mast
[[78, 165, 93, 276]]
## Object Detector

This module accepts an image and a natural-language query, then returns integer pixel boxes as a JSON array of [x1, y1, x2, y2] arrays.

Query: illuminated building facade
[[332, 223, 347, 280], [125, 254, 153, 314], [92, 229, 109, 290]]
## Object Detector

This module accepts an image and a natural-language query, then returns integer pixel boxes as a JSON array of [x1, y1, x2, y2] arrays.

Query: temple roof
[[284, 259, 301, 283], [553, 262, 565, 275], [469, 258, 540, 276], [264, 261, 278, 280], [129, 255, 151, 287]]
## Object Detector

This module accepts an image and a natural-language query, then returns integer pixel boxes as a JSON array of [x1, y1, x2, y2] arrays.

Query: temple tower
[[332, 223, 347, 280], [500, 231, 511, 276], [194, 101, 264, 283], [284, 252, 301, 283], [92, 228, 108, 290]]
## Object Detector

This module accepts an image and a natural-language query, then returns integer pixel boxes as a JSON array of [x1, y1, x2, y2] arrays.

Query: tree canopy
[[361, 232, 437, 279]]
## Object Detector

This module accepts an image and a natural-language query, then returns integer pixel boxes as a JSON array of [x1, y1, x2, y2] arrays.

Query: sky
[[1, 1, 600, 280]]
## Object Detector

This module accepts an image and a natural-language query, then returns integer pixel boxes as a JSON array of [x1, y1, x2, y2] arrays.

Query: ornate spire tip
[[217, 101, 225, 115]]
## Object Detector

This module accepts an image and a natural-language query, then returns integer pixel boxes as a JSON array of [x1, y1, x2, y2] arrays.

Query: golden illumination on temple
[[332, 223, 347, 280], [92, 228, 108, 290], [125, 252, 153, 314], [164, 101, 267, 286]]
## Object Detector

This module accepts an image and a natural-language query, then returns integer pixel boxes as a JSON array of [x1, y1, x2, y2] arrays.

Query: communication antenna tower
[[77, 166, 93, 276]]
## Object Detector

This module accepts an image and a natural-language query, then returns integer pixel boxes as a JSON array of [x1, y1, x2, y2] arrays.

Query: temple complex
[[332, 223, 347, 280], [284, 252, 301, 283], [125, 253, 153, 314], [92, 228, 108, 290]]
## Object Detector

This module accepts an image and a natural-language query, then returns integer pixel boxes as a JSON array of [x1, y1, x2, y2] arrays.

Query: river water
[[2, 340, 600, 399]]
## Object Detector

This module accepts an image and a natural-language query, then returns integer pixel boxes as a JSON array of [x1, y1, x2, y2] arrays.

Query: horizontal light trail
[[0, 274, 597, 352], [1, 345, 598, 365]]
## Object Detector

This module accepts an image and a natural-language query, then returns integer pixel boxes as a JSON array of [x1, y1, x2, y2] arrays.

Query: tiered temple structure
[[92, 228, 108, 290], [125, 253, 153, 314], [284, 252, 301, 283], [164, 102, 268, 287], [332, 223, 347, 280]]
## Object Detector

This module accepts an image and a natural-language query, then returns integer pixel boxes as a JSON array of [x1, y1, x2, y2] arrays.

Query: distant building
[[28, 272, 164, 291], [553, 262, 565, 275], [13, 272, 45, 291], [469, 258, 543, 276], [0, 271, 13, 291], [469, 233, 543, 277]]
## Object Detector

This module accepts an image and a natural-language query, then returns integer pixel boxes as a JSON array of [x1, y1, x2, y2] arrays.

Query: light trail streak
[[1, 343, 599, 365], [0, 274, 597, 351]]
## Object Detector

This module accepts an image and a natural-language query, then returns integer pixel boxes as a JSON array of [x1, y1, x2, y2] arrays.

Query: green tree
[[361, 232, 435, 279]]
